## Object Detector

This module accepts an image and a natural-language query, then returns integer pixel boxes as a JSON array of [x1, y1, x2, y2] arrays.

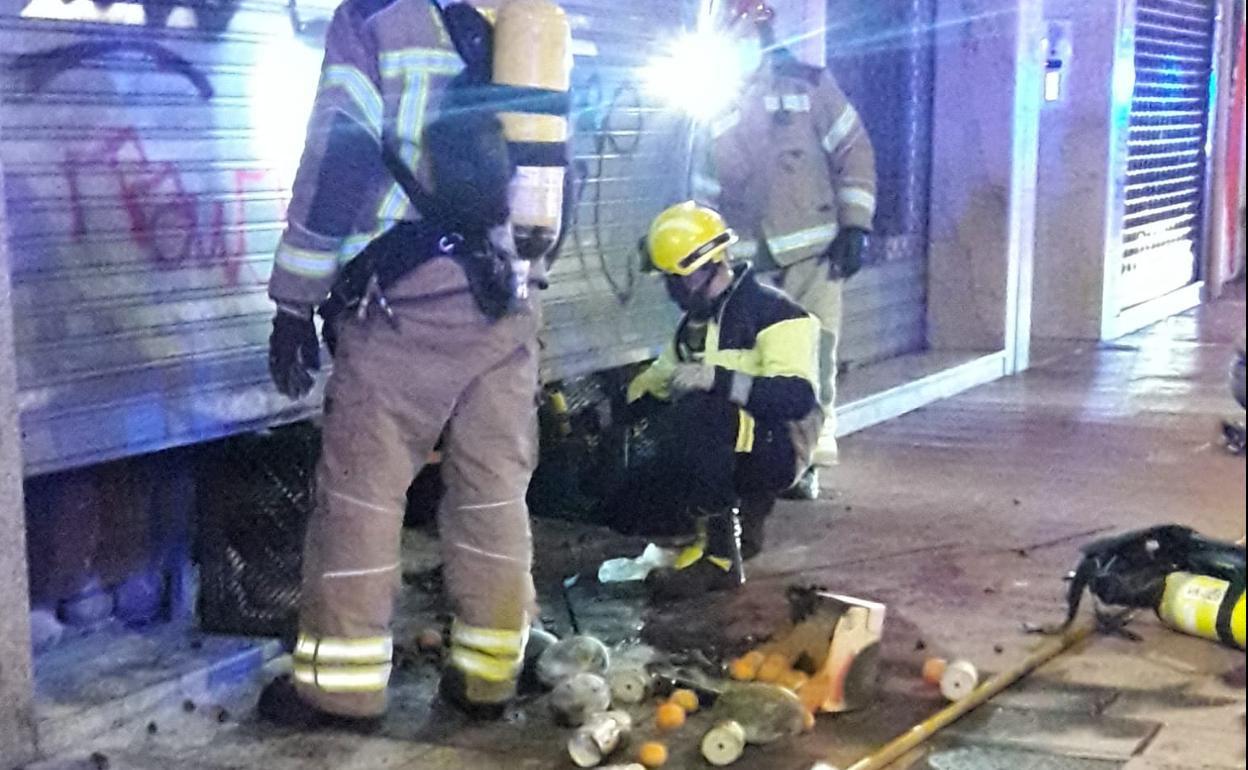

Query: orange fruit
[[922, 657, 948, 687], [669, 688, 700, 713], [755, 653, 790, 684], [798, 673, 832, 713], [779, 669, 809, 693], [638, 741, 669, 767], [655, 702, 687, 732], [729, 650, 765, 681]]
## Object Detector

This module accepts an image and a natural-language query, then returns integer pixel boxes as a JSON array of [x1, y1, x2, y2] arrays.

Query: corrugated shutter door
[[540, 0, 694, 381], [1120, 0, 1216, 310], [1, 0, 328, 475], [826, 0, 934, 368], [1, 0, 697, 475]]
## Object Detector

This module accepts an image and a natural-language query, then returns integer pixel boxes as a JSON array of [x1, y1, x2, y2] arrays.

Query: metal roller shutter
[[826, 0, 934, 368], [1, 0, 697, 475], [1120, 0, 1217, 310]]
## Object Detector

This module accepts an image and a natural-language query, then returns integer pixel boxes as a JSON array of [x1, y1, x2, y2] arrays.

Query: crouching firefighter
[[260, 0, 573, 726], [626, 202, 824, 601]]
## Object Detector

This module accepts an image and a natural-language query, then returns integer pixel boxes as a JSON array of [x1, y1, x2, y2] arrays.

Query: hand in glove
[[823, 226, 868, 281], [669, 363, 717, 396], [269, 302, 321, 399]]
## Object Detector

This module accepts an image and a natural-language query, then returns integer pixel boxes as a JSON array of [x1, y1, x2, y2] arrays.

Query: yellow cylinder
[[493, 0, 572, 260], [1157, 572, 1246, 649]]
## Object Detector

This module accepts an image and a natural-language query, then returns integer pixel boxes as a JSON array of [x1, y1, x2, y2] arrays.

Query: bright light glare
[[644, 31, 753, 121]]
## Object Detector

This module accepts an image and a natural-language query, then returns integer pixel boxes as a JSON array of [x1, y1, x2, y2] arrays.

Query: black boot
[[256, 675, 383, 733], [438, 666, 514, 721], [646, 510, 746, 601]]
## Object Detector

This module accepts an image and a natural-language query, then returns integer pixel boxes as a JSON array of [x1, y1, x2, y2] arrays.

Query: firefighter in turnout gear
[[693, 0, 877, 500], [261, 0, 571, 725], [628, 202, 824, 600]]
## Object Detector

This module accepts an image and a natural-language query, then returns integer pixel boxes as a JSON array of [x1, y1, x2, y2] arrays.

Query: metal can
[[568, 710, 633, 768]]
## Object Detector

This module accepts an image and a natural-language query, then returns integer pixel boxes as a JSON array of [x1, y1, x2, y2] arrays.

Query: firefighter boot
[[781, 467, 819, 501], [257, 675, 383, 733], [739, 494, 777, 561], [646, 511, 746, 601], [438, 666, 516, 721]]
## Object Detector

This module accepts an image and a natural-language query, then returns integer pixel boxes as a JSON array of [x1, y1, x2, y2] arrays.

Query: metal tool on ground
[[811, 618, 1100, 770]]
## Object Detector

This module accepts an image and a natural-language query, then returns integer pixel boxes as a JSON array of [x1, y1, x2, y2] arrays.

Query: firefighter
[[628, 202, 823, 599], [693, 0, 877, 500], [259, 0, 570, 726]]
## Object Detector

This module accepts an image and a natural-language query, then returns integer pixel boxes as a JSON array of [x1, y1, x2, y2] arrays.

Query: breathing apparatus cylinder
[[492, 0, 572, 261], [1157, 572, 1246, 649]]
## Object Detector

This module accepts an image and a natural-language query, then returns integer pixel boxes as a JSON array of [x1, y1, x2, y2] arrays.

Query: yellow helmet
[[645, 202, 738, 276]]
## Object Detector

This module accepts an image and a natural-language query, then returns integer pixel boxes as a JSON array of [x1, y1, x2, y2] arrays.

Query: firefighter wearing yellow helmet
[[624, 202, 824, 599], [694, 0, 878, 500]]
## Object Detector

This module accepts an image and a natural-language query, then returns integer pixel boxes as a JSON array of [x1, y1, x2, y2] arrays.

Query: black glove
[[268, 304, 320, 399], [823, 226, 868, 281]]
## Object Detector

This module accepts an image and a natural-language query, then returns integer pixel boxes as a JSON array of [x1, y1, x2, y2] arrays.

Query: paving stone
[[921, 745, 1123, 770], [1137, 725, 1246, 770], [942, 705, 1160, 761]]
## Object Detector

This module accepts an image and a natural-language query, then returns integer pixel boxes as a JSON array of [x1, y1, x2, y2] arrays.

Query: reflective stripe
[[781, 93, 811, 112], [321, 65, 383, 138], [821, 104, 860, 155], [275, 241, 338, 278], [450, 646, 523, 683], [451, 620, 527, 658], [763, 95, 781, 113], [711, 110, 741, 138], [326, 487, 393, 515], [458, 498, 523, 512], [735, 409, 756, 453], [734, 239, 759, 259], [293, 661, 392, 693], [674, 540, 706, 570], [448, 540, 529, 565], [322, 562, 400, 580], [767, 223, 838, 256], [377, 47, 456, 224], [838, 187, 877, 214], [294, 634, 394, 665], [706, 555, 733, 572], [379, 47, 463, 77]]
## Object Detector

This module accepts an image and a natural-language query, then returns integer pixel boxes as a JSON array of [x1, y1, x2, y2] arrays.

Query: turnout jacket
[[269, 0, 545, 307], [693, 55, 877, 270], [629, 265, 824, 458]]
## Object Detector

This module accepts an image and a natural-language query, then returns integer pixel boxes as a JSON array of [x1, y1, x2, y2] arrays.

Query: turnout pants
[[294, 290, 541, 718], [762, 260, 843, 464]]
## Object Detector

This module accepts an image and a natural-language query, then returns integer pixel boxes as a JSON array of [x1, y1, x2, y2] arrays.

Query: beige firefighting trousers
[[293, 285, 541, 718], [762, 258, 843, 463]]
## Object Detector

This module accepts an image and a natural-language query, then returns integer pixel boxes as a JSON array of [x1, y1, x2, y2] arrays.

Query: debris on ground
[[598, 544, 679, 583]]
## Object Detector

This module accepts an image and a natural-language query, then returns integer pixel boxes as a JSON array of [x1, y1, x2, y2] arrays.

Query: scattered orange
[[729, 650, 766, 681], [921, 657, 948, 687], [637, 741, 669, 767], [798, 673, 832, 713], [755, 653, 790, 684], [669, 688, 700, 713], [779, 669, 809, 693], [655, 701, 687, 732]]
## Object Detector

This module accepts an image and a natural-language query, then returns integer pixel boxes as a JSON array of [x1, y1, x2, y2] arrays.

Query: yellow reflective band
[[450, 646, 523, 684], [735, 409, 756, 453], [1159, 573, 1230, 644], [821, 104, 860, 155], [379, 47, 464, 77], [293, 661, 392, 693], [293, 634, 393, 665], [767, 223, 838, 256], [706, 556, 732, 572], [674, 535, 706, 571], [276, 241, 338, 278], [838, 187, 877, 214], [451, 620, 527, 659], [321, 65, 383, 138]]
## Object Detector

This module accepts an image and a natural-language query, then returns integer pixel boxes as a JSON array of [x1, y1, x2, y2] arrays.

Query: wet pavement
[[21, 288, 1247, 769]]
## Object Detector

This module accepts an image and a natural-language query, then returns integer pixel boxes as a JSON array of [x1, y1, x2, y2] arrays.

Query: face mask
[[665, 268, 718, 320]]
